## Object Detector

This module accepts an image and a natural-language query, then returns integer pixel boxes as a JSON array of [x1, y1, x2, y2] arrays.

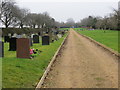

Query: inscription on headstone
[[9, 38, 17, 51], [33, 35, 39, 43], [17, 38, 30, 59], [42, 36, 50, 45]]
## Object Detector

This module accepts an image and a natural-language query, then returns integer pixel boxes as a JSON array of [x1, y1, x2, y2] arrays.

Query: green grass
[[59, 28, 69, 30], [74, 28, 87, 30], [75, 29, 119, 53], [2, 35, 67, 88]]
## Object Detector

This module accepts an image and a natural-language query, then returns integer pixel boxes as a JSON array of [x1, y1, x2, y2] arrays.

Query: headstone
[[0, 41, 4, 57], [62, 31, 65, 35], [12, 33, 17, 37], [4, 36, 10, 42], [38, 32, 41, 36], [9, 38, 17, 51], [31, 34, 34, 38], [16, 35, 22, 38], [21, 34, 27, 38], [33, 35, 39, 43], [8, 33, 11, 37], [17, 38, 30, 59], [57, 34, 62, 38], [42, 36, 50, 45]]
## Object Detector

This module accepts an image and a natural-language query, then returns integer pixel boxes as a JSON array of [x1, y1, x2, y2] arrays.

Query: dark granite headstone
[[17, 38, 30, 59], [62, 31, 65, 35], [38, 32, 41, 36], [0, 41, 4, 57], [33, 35, 39, 43], [9, 38, 17, 51], [4, 36, 10, 42], [42, 36, 50, 45]]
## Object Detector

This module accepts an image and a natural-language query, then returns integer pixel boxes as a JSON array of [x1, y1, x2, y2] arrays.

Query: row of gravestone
[[0, 35, 50, 58], [0, 30, 66, 58]]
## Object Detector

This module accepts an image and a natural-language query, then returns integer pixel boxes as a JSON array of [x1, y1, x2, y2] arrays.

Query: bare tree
[[1, 0, 17, 28]]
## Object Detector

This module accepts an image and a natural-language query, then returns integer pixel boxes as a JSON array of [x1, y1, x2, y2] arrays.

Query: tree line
[[1, 0, 120, 30], [59, 9, 120, 30], [1, 0, 59, 28]]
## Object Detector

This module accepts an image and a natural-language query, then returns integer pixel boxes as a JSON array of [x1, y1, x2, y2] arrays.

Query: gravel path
[[42, 29, 118, 88]]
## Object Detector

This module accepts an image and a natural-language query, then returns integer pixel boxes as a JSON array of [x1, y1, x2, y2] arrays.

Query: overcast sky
[[15, 0, 119, 22]]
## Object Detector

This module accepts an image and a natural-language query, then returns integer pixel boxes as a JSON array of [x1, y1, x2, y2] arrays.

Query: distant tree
[[66, 18, 75, 27], [1, 0, 17, 28], [15, 8, 29, 28]]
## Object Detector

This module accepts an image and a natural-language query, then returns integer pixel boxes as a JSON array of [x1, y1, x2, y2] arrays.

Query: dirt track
[[42, 29, 118, 88]]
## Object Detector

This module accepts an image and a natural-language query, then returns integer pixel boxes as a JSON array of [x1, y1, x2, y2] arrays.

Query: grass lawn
[[2, 34, 67, 88], [59, 28, 69, 30], [75, 29, 119, 53], [74, 28, 87, 30]]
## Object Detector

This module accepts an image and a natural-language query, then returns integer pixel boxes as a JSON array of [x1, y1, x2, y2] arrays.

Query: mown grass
[[59, 28, 69, 30], [75, 29, 119, 53], [74, 28, 87, 30], [2, 34, 67, 88]]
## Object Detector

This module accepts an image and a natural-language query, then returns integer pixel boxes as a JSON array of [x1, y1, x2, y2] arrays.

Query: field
[[75, 29, 119, 53], [2, 35, 67, 88], [59, 28, 69, 30]]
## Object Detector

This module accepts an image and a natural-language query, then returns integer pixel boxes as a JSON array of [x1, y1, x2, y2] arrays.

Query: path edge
[[76, 31, 120, 58], [35, 33, 69, 89]]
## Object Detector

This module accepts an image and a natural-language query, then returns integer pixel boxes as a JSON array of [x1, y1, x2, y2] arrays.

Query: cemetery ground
[[42, 29, 118, 88], [2, 34, 67, 88], [75, 28, 119, 53]]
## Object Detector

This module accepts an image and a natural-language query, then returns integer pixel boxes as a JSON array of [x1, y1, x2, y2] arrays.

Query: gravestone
[[17, 38, 30, 59], [0, 41, 4, 57], [57, 34, 62, 38], [62, 31, 65, 35], [4, 36, 10, 42], [42, 36, 50, 45], [33, 35, 39, 43], [12, 33, 17, 37], [8, 33, 11, 37], [16, 35, 22, 38], [9, 38, 17, 51], [38, 32, 41, 36]]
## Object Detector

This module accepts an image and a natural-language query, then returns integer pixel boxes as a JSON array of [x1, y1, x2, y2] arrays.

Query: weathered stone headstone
[[42, 36, 50, 45], [0, 41, 4, 57], [8, 33, 11, 37], [57, 34, 62, 38], [21, 34, 27, 38], [9, 38, 17, 51], [17, 38, 30, 59], [33, 35, 39, 43], [16, 35, 22, 38], [4, 36, 10, 42], [12, 33, 17, 37]]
